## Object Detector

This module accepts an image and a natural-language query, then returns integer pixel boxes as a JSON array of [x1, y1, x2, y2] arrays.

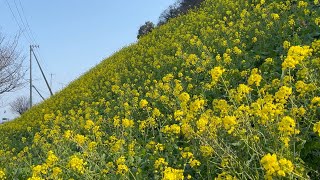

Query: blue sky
[[0, 0, 176, 121]]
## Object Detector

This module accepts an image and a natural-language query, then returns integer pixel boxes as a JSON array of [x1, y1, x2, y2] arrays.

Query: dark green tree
[[158, 0, 204, 26], [137, 21, 155, 39]]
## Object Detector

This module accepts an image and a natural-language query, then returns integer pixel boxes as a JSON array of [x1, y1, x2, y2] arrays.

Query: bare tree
[[10, 96, 29, 115], [0, 32, 25, 95]]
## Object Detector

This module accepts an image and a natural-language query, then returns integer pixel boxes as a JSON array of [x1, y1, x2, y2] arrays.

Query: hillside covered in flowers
[[1, 0, 320, 179]]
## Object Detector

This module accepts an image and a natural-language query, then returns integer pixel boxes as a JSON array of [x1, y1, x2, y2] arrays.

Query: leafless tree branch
[[9, 96, 29, 115], [0, 32, 26, 95]]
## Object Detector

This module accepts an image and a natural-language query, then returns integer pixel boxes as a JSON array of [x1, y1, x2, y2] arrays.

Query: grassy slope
[[0, 0, 320, 179]]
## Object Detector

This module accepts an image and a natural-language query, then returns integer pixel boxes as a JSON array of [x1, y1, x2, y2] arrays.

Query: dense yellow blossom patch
[[260, 153, 294, 179], [0, 0, 319, 179], [67, 156, 87, 174]]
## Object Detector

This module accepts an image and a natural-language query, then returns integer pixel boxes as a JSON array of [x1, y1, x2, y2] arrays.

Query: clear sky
[[0, 0, 176, 122]]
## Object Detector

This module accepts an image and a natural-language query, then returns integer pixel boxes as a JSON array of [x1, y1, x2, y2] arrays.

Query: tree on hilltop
[[137, 21, 155, 39], [137, 0, 204, 39], [158, 0, 204, 26]]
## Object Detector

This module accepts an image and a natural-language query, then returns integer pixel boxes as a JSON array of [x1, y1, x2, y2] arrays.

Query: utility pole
[[32, 50, 53, 96], [30, 45, 31, 108], [32, 85, 45, 101], [29, 45, 39, 108], [50, 73, 55, 91]]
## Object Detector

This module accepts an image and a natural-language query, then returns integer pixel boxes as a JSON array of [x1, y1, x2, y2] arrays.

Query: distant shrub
[[158, 0, 204, 26], [1, 0, 320, 179], [137, 21, 155, 39], [137, 0, 204, 39], [158, 3, 181, 26]]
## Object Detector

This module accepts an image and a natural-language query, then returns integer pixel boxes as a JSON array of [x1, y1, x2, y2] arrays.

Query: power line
[[12, 0, 50, 73], [33, 48, 50, 73], [14, 0, 49, 71], [17, 0, 38, 44], [5, 0, 53, 93], [31, 48, 53, 96], [32, 85, 45, 101], [4, 0, 32, 44], [12, 0, 36, 45], [35, 85, 50, 97]]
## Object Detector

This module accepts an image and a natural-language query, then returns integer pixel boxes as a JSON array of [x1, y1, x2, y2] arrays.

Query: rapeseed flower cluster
[[260, 153, 293, 179], [0, 0, 319, 179], [67, 156, 87, 174], [314, 121, 320, 136], [282, 45, 312, 69], [210, 66, 225, 85], [248, 68, 262, 86], [162, 167, 184, 180], [154, 158, 168, 170], [0, 170, 5, 180], [116, 156, 129, 175]]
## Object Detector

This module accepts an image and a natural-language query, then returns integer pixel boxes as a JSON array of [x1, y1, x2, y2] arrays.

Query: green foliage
[[0, 0, 320, 179], [158, 0, 204, 25], [137, 21, 155, 39]]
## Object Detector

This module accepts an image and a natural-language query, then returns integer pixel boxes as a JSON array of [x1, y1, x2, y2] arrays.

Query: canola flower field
[[1, 0, 320, 179]]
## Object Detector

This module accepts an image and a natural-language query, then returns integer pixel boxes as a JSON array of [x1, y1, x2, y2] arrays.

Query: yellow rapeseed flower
[[210, 66, 225, 85], [122, 118, 134, 128], [200, 145, 214, 157], [52, 167, 62, 177], [189, 159, 201, 168], [271, 13, 280, 20], [261, 153, 294, 179], [31, 165, 42, 177], [161, 124, 181, 135], [278, 116, 299, 136], [116, 164, 129, 175], [162, 167, 184, 180], [88, 141, 97, 151], [162, 74, 174, 82], [196, 115, 208, 133], [46, 151, 58, 167], [298, 1, 308, 8], [283, 41, 290, 49], [154, 158, 168, 170], [139, 99, 148, 108], [278, 158, 294, 176], [64, 130, 73, 139], [189, 99, 205, 112], [67, 156, 87, 174], [274, 86, 292, 104], [178, 92, 190, 102], [313, 121, 320, 136], [116, 156, 126, 165], [222, 116, 237, 134], [74, 134, 86, 145], [282, 45, 312, 69], [248, 68, 262, 86], [84, 120, 95, 130], [186, 54, 198, 66], [0, 170, 5, 180], [260, 153, 280, 178], [181, 151, 193, 159], [116, 156, 128, 175]]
